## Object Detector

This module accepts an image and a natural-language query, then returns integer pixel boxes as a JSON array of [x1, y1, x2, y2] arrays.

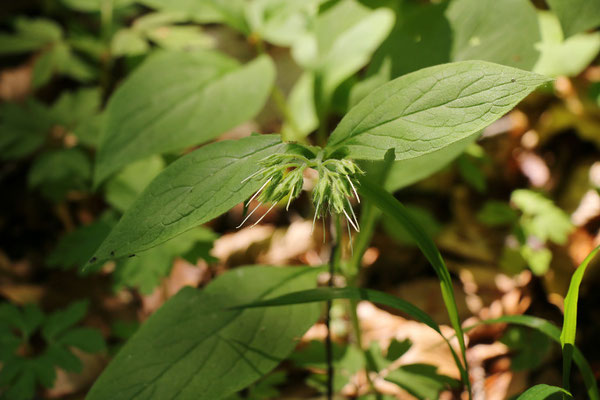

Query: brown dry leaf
[[0, 283, 45, 305], [0, 63, 32, 101], [259, 219, 316, 265]]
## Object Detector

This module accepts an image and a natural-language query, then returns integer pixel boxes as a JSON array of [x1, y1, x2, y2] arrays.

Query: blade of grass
[[232, 286, 465, 386], [561, 245, 600, 391], [516, 384, 571, 399], [468, 314, 599, 400], [358, 178, 471, 393]]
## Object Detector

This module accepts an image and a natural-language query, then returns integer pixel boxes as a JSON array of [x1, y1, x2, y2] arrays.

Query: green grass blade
[[358, 178, 470, 392], [516, 384, 571, 399], [471, 314, 599, 400], [233, 286, 465, 388], [561, 245, 600, 391]]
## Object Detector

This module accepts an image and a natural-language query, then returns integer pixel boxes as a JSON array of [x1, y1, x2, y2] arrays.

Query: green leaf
[[357, 178, 470, 390], [477, 201, 518, 226], [146, 26, 213, 51], [111, 29, 149, 57], [382, 204, 441, 246], [28, 148, 92, 202], [94, 51, 275, 183], [547, 0, 600, 37], [385, 364, 458, 400], [500, 326, 551, 371], [105, 156, 165, 212], [0, 100, 54, 160], [234, 286, 465, 384], [325, 61, 550, 161], [512, 189, 573, 244], [0, 17, 62, 55], [384, 133, 478, 192], [561, 245, 600, 391], [516, 384, 571, 400], [42, 300, 89, 340], [3, 367, 36, 400], [472, 315, 599, 400], [112, 227, 213, 294], [60, 0, 135, 12], [57, 327, 106, 353], [88, 135, 290, 266], [45, 344, 82, 372], [292, 0, 394, 106], [245, 0, 319, 47], [50, 87, 102, 129], [48, 212, 118, 270], [446, 0, 540, 70], [87, 266, 321, 400], [533, 11, 600, 77]]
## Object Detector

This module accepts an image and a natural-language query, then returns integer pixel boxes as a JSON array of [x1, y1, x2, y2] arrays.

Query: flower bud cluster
[[239, 153, 364, 232]]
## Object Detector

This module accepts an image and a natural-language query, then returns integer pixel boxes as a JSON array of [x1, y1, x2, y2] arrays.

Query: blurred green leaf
[[501, 326, 551, 371], [533, 11, 600, 77], [547, 0, 600, 37], [457, 154, 486, 192], [0, 17, 62, 55], [511, 189, 573, 245], [88, 266, 321, 400], [112, 227, 215, 294], [383, 204, 441, 246], [478, 201, 518, 226], [95, 51, 275, 183], [385, 364, 458, 400], [105, 156, 165, 212], [28, 148, 92, 202], [60, 0, 136, 12], [42, 300, 88, 340], [0, 100, 53, 160], [111, 29, 149, 56]]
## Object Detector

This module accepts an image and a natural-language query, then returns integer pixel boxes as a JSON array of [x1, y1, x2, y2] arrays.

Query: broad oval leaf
[[94, 51, 275, 184], [88, 135, 290, 266], [325, 60, 550, 161], [87, 266, 321, 400], [516, 384, 571, 400]]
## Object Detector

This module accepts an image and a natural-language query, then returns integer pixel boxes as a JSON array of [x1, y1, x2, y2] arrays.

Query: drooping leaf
[[561, 245, 600, 391], [325, 61, 550, 161], [516, 384, 571, 400], [547, 0, 600, 38], [385, 364, 458, 400], [87, 266, 321, 400], [357, 179, 470, 389], [94, 51, 275, 183], [88, 135, 293, 266], [234, 286, 466, 384]]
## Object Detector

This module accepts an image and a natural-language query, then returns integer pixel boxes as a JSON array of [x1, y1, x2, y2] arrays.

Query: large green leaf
[[233, 286, 465, 383], [472, 315, 599, 400], [325, 61, 549, 161], [88, 135, 290, 267], [560, 245, 600, 391], [87, 266, 321, 400], [516, 384, 571, 400], [357, 179, 470, 390], [547, 0, 600, 38], [94, 51, 275, 184], [447, 0, 540, 70]]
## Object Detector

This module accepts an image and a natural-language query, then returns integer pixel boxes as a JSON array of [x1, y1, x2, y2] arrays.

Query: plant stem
[[325, 217, 342, 400]]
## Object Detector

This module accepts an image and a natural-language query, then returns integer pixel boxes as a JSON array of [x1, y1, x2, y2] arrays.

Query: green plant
[[2, 0, 600, 399]]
